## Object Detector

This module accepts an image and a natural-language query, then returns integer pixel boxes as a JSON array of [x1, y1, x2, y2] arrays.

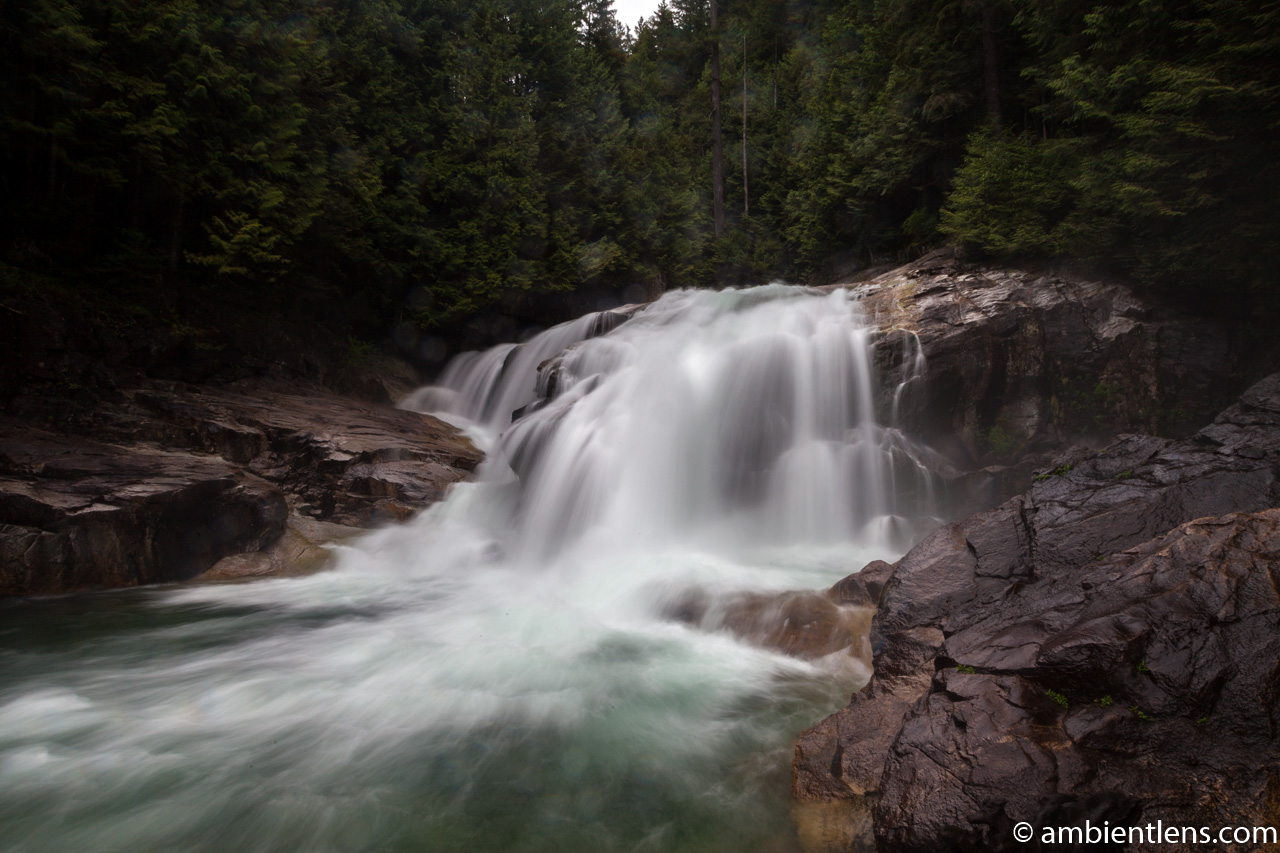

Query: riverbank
[[0, 278, 482, 597]]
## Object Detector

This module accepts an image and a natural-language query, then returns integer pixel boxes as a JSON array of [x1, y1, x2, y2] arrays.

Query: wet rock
[[827, 560, 894, 607], [0, 376, 483, 596], [845, 249, 1239, 512], [794, 374, 1280, 851], [69, 378, 482, 527], [0, 427, 286, 596], [719, 591, 875, 662], [662, 586, 876, 663], [198, 514, 364, 582]]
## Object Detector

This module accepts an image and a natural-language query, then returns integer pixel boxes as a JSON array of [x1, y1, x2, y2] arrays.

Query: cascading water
[[0, 285, 945, 853], [399, 307, 635, 441], [490, 285, 942, 562]]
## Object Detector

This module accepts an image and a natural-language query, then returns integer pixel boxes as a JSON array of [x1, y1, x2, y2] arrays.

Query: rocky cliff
[[0, 380, 482, 597], [794, 374, 1280, 852], [844, 249, 1239, 513]]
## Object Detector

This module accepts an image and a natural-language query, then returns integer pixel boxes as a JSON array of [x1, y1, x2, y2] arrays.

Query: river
[[0, 285, 942, 852]]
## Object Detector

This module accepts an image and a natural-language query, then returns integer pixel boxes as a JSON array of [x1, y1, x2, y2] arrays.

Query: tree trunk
[[710, 0, 725, 238], [982, 3, 1001, 129], [742, 33, 748, 216]]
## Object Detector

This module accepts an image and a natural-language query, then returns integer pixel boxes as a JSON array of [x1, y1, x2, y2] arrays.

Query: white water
[[399, 309, 628, 439], [0, 286, 943, 853]]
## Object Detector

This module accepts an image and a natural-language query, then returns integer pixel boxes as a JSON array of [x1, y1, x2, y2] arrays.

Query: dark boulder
[[0, 427, 286, 596], [828, 559, 895, 607], [47, 378, 483, 527], [844, 249, 1240, 515], [794, 373, 1280, 851], [0, 378, 483, 596]]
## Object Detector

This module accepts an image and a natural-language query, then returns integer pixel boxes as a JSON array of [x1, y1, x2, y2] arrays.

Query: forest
[[2, 0, 1277, 339]]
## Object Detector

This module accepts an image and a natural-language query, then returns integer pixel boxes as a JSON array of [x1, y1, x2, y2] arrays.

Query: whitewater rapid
[[0, 285, 942, 852]]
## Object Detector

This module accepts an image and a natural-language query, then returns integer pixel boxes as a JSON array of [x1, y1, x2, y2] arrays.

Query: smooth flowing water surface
[[0, 286, 943, 853]]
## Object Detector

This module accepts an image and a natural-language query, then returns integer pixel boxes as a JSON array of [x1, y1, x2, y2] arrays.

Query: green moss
[[955, 664, 977, 674], [1046, 689, 1069, 708], [1034, 463, 1074, 482], [985, 423, 1019, 457]]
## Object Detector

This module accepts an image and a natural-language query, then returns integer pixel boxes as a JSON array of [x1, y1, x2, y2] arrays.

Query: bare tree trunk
[[982, 3, 1001, 129], [742, 33, 748, 216], [710, 0, 724, 238]]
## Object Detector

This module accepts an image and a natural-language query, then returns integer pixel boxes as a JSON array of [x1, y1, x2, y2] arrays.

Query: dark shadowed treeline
[[1, 0, 1276, 336]]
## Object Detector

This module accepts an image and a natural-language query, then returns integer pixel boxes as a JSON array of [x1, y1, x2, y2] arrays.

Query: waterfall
[[412, 284, 942, 563], [399, 306, 637, 438], [0, 284, 948, 853]]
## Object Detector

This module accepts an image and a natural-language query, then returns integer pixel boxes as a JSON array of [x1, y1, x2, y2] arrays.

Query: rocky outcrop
[[0, 427, 286, 596], [519, 302, 649, 417], [794, 374, 1280, 851], [71, 379, 484, 526], [198, 514, 365, 582], [843, 250, 1239, 513], [0, 378, 482, 597], [657, 563, 897, 664], [664, 587, 875, 664]]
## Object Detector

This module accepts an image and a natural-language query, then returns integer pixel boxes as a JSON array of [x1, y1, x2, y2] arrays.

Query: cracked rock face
[[44, 378, 483, 527], [794, 374, 1280, 852], [0, 429, 287, 596], [0, 378, 483, 596]]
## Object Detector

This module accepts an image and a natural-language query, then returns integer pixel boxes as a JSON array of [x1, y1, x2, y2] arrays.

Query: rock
[[0, 426, 286, 596], [828, 560, 895, 607], [198, 513, 364, 582], [519, 303, 649, 417], [843, 249, 1239, 514], [661, 585, 876, 663], [0, 376, 483, 596], [66, 378, 483, 527], [794, 374, 1280, 851], [878, 511, 1280, 852]]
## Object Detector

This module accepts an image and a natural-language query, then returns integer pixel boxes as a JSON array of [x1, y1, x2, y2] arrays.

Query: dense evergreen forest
[[1, 0, 1276, 343]]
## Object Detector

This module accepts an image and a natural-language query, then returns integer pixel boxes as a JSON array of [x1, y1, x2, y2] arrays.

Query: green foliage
[[1046, 689, 1069, 708], [1116, 470, 1134, 481], [1097, 695, 1114, 708], [942, 132, 1077, 256], [1034, 463, 1073, 482], [1, 0, 1274, 336], [1130, 705, 1155, 722], [345, 337, 377, 367], [1137, 660, 1151, 674], [949, 0, 1280, 299], [955, 664, 977, 674]]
